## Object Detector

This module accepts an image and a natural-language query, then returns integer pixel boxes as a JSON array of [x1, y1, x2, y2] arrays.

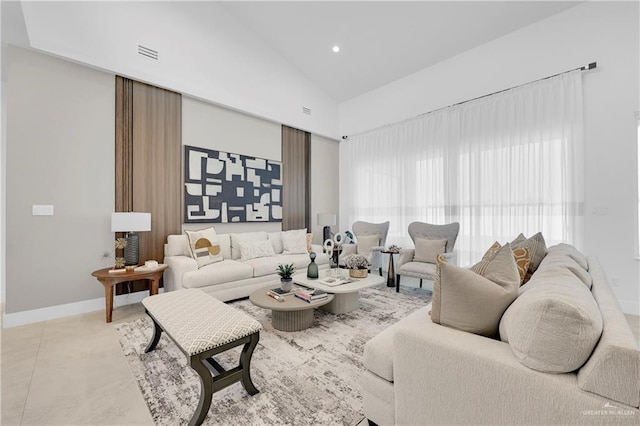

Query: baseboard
[[2, 289, 164, 328], [620, 299, 640, 316]]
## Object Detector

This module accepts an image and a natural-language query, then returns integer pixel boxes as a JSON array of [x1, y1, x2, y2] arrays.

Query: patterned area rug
[[116, 284, 431, 426]]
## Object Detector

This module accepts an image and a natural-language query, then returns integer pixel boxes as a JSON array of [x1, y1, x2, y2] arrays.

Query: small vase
[[307, 252, 319, 279], [281, 278, 293, 292], [349, 268, 368, 279]]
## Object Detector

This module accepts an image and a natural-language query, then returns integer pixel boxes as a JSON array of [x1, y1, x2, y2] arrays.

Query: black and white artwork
[[184, 145, 282, 223]]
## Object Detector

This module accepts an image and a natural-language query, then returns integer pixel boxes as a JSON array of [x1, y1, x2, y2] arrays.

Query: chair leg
[[419, 278, 423, 288], [378, 267, 383, 276], [396, 274, 401, 293]]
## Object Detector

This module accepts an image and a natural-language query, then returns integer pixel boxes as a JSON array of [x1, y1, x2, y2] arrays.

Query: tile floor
[[2, 277, 639, 426]]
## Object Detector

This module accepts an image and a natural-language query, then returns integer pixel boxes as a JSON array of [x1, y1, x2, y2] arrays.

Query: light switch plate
[[32, 205, 54, 216]]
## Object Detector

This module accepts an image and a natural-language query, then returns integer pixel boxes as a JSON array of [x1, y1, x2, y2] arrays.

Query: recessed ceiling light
[[332, 45, 340, 53]]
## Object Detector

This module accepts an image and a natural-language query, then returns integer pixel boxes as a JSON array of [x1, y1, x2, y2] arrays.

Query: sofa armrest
[[392, 319, 630, 425], [397, 249, 414, 268], [369, 246, 384, 269], [163, 255, 197, 292]]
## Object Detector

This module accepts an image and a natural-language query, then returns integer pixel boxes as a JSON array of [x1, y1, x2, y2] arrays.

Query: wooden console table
[[91, 265, 167, 323]]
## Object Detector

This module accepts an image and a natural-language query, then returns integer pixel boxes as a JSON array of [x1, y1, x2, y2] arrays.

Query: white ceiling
[[221, 1, 581, 102]]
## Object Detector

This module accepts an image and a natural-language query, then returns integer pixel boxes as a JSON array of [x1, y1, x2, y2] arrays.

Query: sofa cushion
[[268, 232, 284, 254], [357, 235, 380, 256], [499, 272, 603, 373], [432, 245, 520, 337], [230, 232, 268, 260], [282, 229, 308, 254], [240, 240, 276, 261], [414, 238, 446, 264], [547, 243, 588, 270], [185, 227, 224, 268], [181, 260, 254, 288], [536, 255, 592, 289]]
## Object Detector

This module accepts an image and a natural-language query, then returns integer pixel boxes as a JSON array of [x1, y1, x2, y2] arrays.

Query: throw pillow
[[356, 235, 380, 256], [414, 238, 447, 263], [185, 227, 224, 268], [230, 232, 268, 260], [479, 241, 531, 285], [282, 229, 308, 254], [431, 244, 520, 337], [268, 232, 283, 254], [240, 240, 276, 261], [511, 232, 547, 283]]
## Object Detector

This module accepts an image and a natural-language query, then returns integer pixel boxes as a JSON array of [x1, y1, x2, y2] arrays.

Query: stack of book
[[266, 287, 296, 302], [294, 288, 328, 303]]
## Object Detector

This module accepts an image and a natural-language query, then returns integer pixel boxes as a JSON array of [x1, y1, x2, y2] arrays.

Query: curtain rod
[[341, 62, 597, 140]]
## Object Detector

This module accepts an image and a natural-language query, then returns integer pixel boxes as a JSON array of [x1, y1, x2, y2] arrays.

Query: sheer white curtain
[[339, 71, 584, 265]]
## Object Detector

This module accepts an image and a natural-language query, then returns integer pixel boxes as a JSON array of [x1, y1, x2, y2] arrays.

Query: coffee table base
[[320, 292, 360, 314], [272, 309, 315, 332]]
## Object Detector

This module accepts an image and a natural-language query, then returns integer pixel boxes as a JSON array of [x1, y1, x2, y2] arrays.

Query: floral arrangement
[[345, 254, 371, 270], [387, 245, 401, 254], [276, 263, 295, 280]]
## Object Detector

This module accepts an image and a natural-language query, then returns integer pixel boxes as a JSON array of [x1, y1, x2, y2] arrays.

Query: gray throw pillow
[[431, 244, 520, 337], [414, 238, 446, 263]]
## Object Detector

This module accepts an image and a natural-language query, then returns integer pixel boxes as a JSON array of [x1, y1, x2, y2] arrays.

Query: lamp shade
[[111, 212, 151, 232], [317, 213, 337, 226]]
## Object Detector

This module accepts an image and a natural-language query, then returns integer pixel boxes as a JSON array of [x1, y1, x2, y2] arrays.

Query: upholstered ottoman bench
[[142, 288, 262, 426]]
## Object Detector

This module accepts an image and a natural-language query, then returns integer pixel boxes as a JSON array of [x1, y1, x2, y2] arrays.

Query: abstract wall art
[[184, 145, 282, 223]]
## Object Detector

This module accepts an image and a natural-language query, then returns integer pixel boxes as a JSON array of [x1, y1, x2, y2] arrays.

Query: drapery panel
[[339, 71, 584, 265]]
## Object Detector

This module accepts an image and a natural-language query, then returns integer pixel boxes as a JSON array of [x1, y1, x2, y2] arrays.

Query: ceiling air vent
[[137, 45, 159, 61], [302, 106, 311, 115]]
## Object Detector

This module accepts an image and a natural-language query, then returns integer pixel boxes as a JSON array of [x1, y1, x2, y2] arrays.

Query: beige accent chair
[[339, 221, 390, 276], [396, 221, 460, 290]]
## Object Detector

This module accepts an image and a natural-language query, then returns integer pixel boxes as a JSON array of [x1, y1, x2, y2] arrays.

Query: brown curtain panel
[[115, 76, 182, 294], [281, 125, 311, 231]]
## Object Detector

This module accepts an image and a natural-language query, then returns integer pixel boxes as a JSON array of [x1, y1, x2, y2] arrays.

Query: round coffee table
[[249, 288, 334, 332]]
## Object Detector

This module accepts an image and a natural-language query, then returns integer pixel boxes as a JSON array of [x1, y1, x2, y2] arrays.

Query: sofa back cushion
[[282, 229, 308, 254], [499, 267, 603, 373], [577, 258, 640, 408], [166, 234, 191, 257], [268, 232, 284, 254], [230, 232, 268, 260]]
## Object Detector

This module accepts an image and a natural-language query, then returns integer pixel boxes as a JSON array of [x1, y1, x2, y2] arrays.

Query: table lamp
[[111, 212, 151, 266], [317, 213, 336, 244]]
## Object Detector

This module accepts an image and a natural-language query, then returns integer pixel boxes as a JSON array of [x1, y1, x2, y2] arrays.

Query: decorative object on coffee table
[[307, 252, 319, 279], [276, 263, 295, 292], [346, 254, 371, 278]]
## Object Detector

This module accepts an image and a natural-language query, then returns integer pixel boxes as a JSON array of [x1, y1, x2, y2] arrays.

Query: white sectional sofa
[[163, 230, 330, 301], [363, 243, 640, 425]]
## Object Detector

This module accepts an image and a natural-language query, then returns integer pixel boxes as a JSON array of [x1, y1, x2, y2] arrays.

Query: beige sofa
[[163, 230, 330, 301], [363, 244, 640, 425]]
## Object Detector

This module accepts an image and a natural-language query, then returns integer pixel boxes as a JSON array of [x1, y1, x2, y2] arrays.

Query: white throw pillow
[[282, 229, 308, 254], [414, 238, 447, 263], [240, 240, 276, 261], [356, 235, 380, 256], [268, 232, 284, 254], [185, 227, 224, 268], [230, 232, 268, 259]]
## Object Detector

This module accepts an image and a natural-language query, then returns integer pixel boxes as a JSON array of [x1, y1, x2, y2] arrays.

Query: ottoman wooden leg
[[144, 312, 163, 353], [240, 332, 260, 395]]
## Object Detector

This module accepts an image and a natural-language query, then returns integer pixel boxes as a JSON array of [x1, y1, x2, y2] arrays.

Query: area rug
[[116, 285, 431, 426]]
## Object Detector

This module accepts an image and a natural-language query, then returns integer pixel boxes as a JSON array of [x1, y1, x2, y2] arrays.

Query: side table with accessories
[[91, 264, 167, 323], [381, 250, 399, 288]]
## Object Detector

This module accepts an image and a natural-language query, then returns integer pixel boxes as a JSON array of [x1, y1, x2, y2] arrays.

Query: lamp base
[[323, 226, 332, 244], [124, 233, 139, 266]]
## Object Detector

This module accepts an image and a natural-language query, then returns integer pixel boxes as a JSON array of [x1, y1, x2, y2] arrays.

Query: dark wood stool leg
[[144, 313, 163, 353], [239, 332, 260, 395], [189, 355, 214, 426], [419, 278, 423, 288]]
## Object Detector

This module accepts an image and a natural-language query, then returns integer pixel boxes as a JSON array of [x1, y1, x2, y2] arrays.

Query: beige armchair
[[339, 221, 390, 276], [396, 221, 459, 291]]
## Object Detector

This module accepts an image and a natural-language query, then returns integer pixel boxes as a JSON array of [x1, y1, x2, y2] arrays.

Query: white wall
[[20, 1, 339, 140], [5, 46, 115, 315], [339, 2, 640, 314], [311, 134, 340, 244]]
